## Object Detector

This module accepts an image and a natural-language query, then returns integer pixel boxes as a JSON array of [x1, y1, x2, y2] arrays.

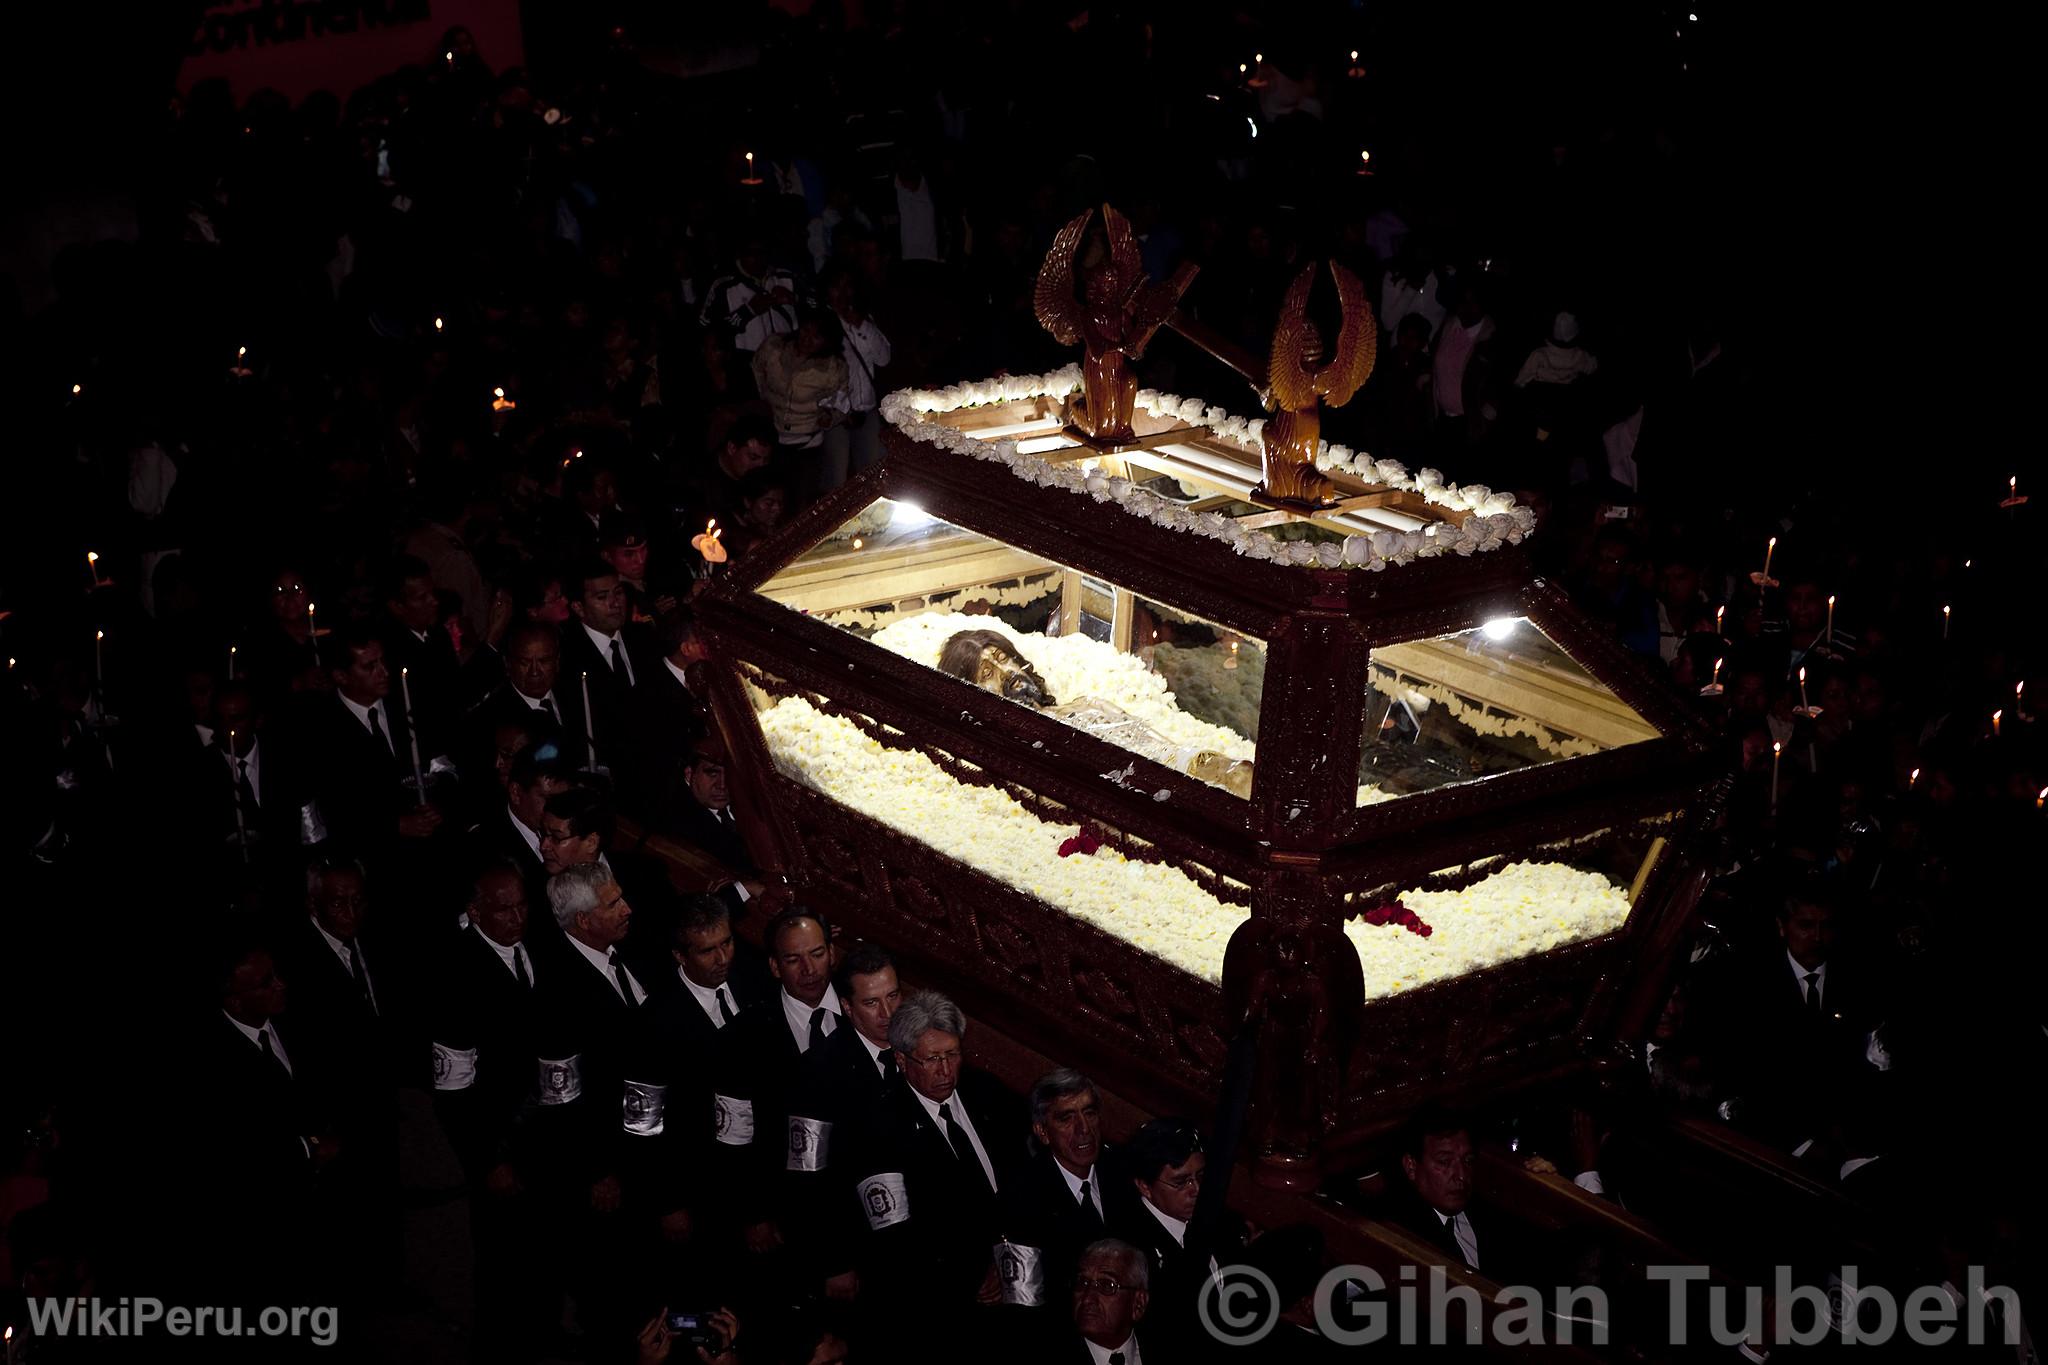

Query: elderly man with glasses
[[1066, 1239, 1152, 1364], [842, 989, 1028, 1344]]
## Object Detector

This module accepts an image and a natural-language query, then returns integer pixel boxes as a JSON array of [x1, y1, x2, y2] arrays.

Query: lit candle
[[433, 316, 445, 332], [1761, 535, 1776, 582], [2018, 679, 2027, 719], [1224, 640, 1240, 670], [1942, 604, 1951, 639], [1356, 148, 1373, 175], [1909, 766, 1920, 788], [95, 628, 105, 690], [400, 666, 427, 796], [491, 386, 516, 412], [1715, 604, 1725, 634], [228, 643, 237, 680], [1798, 666, 1810, 712], [1992, 709, 2003, 738], [1699, 656, 1723, 697], [1770, 741, 1782, 815], [850, 536, 864, 550], [1824, 594, 1836, 646], [1239, 62, 1248, 75], [307, 602, 320, 666], [70, 382, 82, 396], [581, 670, 598, 766], [2002, 474, 2025, 509], [2037, 785, 2046, 810], [86, 550, 100, 588]]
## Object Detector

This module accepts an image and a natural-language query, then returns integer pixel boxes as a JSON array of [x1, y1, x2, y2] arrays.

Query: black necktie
[[544, 696, 560, 725], [1803, 971, 1822, 1016], [365, 704, 394, 757], [609, 637, 628, 683], [232, 755, 259, 814], [877, 1049, 894, 1084], [259, 1027, 287, 1073], [940, 1101, 994, 1199], [717, 988, 735, 1025], [1109, 1354, 1126, 1365], [349, 944, 375, 1014], [1079, 1178, 1104, 1232], [613, 958, 636, 1004], [513, 945, 531, 988], [808, 1007, 828, 1051]]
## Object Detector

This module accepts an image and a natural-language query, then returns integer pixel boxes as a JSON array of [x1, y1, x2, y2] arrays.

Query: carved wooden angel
[[1257, 261, 1378, 507], [1035, 204, 1199, 445]]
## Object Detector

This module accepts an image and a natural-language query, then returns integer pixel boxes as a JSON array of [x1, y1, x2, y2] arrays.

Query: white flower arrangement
[[879, 370, 1538, 572], [757, 691, 1629, 997], [1368, 668, 1603, 761]]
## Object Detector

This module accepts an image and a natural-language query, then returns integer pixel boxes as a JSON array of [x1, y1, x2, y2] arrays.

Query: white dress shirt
[[663, 657, 695, 695], [505, 805, 544, 862], [338, 692, 395, 753], [678, 968, 739, 1030], [1436, 1208, 1481, 1269], [581, 622, 636, 686], [1788, 951, 1828, 1010], [224, 1011, 292, 1075], [1141, 1197, 1220, 1278], [1055, 1160, 1104, 1220], [909, 1085, 998, 1192], [781, 985, 841, 1054], [222, 739, 263, 807], [1083, 1333, 1140, 1365], [476, 927, 534, 986], [516, 687, 564, 723], [837, 315, 892, 412], [567, 934, 645, 1004], [312, 918, 377, 1014]]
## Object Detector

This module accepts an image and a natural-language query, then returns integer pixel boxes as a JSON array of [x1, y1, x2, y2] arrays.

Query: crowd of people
[[0, 5, 2039, 1362]]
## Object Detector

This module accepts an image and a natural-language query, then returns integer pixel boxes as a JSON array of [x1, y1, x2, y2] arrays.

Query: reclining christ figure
[[937, 629, 1255, 798]]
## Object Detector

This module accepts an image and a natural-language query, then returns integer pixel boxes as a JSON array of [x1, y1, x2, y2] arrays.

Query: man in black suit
[[295, 626, 444, 856], [716, 910, 845, 1254], [845, 989, 1030, 1344], [432, 858, 551, 1360], [662, 734, 760, 906], [541, 785, 677, 978], [642, 894, 773, 1248], [1719, 885, 1878, 1153], [780, 941, 904, 1303], [166, 680, 297, 887], [1113, 1116, 1248, 1356], [530, 861, 660, 1344], [1000, 1069, 1138, 1315], [194, 938, 343, 1305], [472, 746, 576, 917], [380, 554, 467, 743], [470, 622, 593, 774], [1063, 1238, 1154, 1365], [560, 561, 656, 773], [1383, 1108, 1512, 1279], [623, 606, 711, 826]]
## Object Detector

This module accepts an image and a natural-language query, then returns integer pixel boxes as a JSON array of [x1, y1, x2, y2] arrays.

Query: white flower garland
[[880, 368, 1538, 572], [1369, 668, 1603, 760], [758, 692, 1628, 996]]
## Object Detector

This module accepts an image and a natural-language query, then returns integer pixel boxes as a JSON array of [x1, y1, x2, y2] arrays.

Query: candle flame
[[1351, 48, 1360, 59], [1255, 51, 1264, 63], [1994, 709, 2003, 723], [1910, 767, 1920, 784], [96, 629, 104, 641], [237, 345, 247, 359], [1773, 741, 1782, 754], [493, 387, 505, 399], [434, 316, 445, 331], [1360, 149, 1372, 164], [1827, 594, 1836, 607], [71, 383, 82, 395], [1798, 666, 1806, 683], [851, 536, 864, 550], [1943, 604, 1951, 616], [1238, 63, 1247, 74], [87, 551, 98, 564], [1768, 536, 1776, 549]]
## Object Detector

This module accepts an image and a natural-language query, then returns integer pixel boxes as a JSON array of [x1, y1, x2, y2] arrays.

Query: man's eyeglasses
[[1073, 1275, 1135, 1297], [1157, 1169, 1203, 1193]]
